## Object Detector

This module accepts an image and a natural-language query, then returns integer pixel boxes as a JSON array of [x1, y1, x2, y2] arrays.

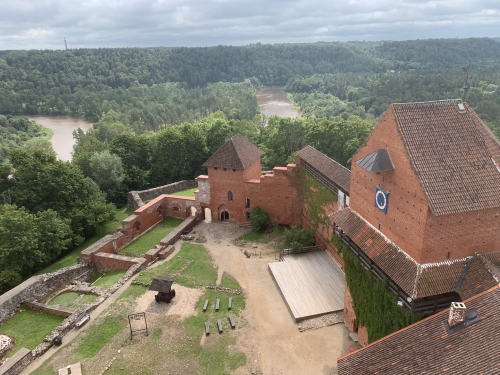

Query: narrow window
[[214, 167, 217, 170], [228, 191, 233, 202], [223, 168, 227, 171], [245, 198, 250, 208], [233, 169, 236, 172]]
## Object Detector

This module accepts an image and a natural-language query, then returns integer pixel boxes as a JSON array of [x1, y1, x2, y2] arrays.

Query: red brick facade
[[196, 162, 302, 226], [350, 107, 500, 263]]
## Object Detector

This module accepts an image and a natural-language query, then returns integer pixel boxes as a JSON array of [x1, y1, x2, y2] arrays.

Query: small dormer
[[355, 149, 394, 173]]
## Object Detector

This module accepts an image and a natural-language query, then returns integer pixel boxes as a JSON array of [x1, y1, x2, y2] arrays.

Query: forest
[[1, 37, 500, 292]]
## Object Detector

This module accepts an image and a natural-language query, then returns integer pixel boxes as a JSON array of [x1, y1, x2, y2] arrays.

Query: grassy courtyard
[[121, 217, 183, 255], [172, 187, 197, 197], [30, 242, 247, 375], [1, 307, 64, 357]]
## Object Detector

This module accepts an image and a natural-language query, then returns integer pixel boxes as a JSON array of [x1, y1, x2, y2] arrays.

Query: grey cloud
[[0, 0, 498, 49]]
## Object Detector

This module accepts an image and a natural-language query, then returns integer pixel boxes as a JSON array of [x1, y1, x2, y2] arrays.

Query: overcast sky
[[1, 0, 499, 50]]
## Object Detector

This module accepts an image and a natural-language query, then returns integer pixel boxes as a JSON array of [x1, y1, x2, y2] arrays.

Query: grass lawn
[[35, 206, 135, 275], [73, 294, 98, 308], [1, 307, 64, 357], [121, 217, 183, 254], [48, 292, 80, 306], [182, 288, 246, 374], [135, 242, 217, 287], [237, 226, 285, 243], [171, 187, 197, 197], [219, 273, 242, 290], [91, 270, 127, 289]]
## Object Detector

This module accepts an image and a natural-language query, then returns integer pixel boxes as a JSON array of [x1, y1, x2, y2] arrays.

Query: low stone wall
[[24, 299, 74, 318], [127, 180, 198, 209], [159, 245, 175, 260], [0, 348, 32, 375], [0, 263, 91, 325], [160, 216, 199, 247], [94, 253, 148, 271]]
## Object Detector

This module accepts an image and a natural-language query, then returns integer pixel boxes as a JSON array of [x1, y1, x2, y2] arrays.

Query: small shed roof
[[148, 276, 175, 292]]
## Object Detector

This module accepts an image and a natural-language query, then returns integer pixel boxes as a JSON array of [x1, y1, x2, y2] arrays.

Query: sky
[[1, 0, 499, 50]]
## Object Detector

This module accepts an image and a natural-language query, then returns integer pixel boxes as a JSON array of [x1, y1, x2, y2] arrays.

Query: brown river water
[[25, 115, 94, 161], [256, 87, 300, 118]]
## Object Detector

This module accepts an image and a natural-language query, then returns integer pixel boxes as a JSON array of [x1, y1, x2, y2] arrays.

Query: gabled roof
[[202, 134, 263, 170], [148, 276, 175, 292], [391, 100, 500, 216], [338, 286, 500, 375], [330, 208, 498, 300], [355, 149, 394, 173], [296, 145, 351, 193]]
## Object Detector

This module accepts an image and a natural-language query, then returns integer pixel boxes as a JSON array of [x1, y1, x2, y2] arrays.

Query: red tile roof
[[202, 134, 263, 170], [391, 100, 500, 216], [331, 208, 498, 299], [296, 145, 351, 193], [338, 286, 500, 375]]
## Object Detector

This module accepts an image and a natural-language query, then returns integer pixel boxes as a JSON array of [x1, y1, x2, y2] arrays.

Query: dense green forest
[[0, 115, 53, 163], [2, 37, 500, 292]]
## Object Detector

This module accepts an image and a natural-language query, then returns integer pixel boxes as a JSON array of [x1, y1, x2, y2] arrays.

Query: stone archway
[[221, 211, 229, 222]]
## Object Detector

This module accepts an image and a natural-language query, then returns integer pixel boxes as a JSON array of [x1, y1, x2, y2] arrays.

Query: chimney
[[448, 302, 466, 327]]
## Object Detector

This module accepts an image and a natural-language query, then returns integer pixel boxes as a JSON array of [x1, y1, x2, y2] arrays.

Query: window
[[233, 169, 236, 172], [228, 191, 233, 202], [223, 168, 227, 171], [245, 198, 250, 208], [214, 167, 218, 170], [173, 207, 180, 212]]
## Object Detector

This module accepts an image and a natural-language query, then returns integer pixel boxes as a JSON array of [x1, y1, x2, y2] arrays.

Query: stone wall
[[94, 253, 148, 271], [24, 299, 74, 318], [160, 216, 199, 247], [0, 348, 32, 375], [127, 180, 198, 209], [0, 263, 91, 325]]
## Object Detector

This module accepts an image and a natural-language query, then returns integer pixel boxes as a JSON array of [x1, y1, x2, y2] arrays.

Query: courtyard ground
[[22, 221, 352, 375]]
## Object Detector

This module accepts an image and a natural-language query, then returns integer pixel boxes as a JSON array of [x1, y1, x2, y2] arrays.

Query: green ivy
[[332, 235, 422, 343], [288, 168, 337, 229]]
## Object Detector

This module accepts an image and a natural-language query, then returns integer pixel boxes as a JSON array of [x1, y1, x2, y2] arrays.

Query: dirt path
[[200, 222, 351, 375]]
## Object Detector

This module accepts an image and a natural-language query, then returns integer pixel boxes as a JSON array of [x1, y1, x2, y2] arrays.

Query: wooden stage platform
[[268, 251, 345, 321]]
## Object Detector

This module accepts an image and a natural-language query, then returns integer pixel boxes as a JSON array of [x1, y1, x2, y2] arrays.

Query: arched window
[[227, 191, 233, 202]]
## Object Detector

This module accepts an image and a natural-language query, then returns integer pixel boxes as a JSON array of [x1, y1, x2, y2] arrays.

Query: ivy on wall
[[332, 235, 422, 343], [287, 168, 337, 229]]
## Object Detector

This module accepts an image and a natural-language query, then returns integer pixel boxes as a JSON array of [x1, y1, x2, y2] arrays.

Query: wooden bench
[[74, 313, 90, 329], [228, 297, 232, 310], [229, 315, 236, 329], [205, 322, 210, 335], [215, 299, 220, 310], [217, 319, 223, 333], [203, 299, 209, 311]]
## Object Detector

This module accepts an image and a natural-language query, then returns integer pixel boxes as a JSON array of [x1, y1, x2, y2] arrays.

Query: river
[[256, 87, 300, 118], [25, 116, 94, 161]]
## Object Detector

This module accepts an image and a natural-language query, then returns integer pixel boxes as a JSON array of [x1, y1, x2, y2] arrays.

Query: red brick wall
[[422, 207, 500, 262], [94, 253, 146, 271], [349, 108, 500, 263], [203, 163, 302, 225], [349, 109, 429, 263]]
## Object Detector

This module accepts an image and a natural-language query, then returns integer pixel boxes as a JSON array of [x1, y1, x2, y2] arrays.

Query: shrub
[[250, 206, 268, 233], [283, 226, 315, 250]]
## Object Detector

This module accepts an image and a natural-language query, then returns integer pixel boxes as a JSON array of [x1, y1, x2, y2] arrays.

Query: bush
[[283, 226, 315, 250], [250, 206, 268, 233]]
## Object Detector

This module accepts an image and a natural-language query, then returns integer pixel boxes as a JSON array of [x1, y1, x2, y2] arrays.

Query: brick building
[[196, 134, 302, 226], [331, 99, 500, 342]]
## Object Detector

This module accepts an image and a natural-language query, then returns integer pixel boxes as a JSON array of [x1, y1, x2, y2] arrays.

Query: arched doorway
[[221, 211, 229, 222], [190, 206, 197, 217]]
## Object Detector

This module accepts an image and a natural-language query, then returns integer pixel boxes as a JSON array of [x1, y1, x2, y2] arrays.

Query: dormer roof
[[391, 100, 500, 216], [202, 134, 263, 170]]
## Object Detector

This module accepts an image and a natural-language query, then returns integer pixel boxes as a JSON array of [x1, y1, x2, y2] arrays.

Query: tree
[[89, 150, 125, 199], [250, 206, 268, 233]]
